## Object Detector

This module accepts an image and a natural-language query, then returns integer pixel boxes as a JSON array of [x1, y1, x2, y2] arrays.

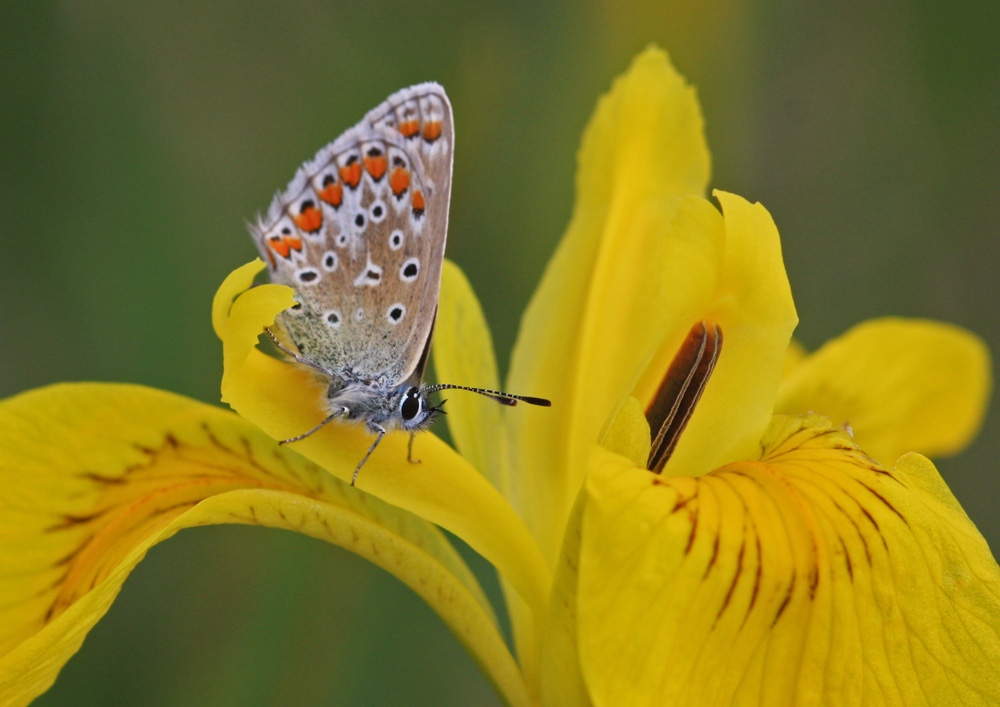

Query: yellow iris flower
[[1, 47, 997, 706]]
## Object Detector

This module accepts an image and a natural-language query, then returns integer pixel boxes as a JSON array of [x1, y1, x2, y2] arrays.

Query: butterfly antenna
[[420, 384, 551, 407]]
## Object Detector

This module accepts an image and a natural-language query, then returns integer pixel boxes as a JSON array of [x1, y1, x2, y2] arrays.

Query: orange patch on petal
[[422, 121, 442, 143], [364, 154, 388, 181], [293, 204, 323, 233], [399, 120, 420, 138], [339, 161, 362, 189], [411, 190, 425, 217], [390, 167, 410, 197]]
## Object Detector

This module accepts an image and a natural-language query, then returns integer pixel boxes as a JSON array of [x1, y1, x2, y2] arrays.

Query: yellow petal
[[0, 384, 529, 707], [433, 260, 507, 487], [775, 317, 992, 463], [211, 258, 269, 338], [213, 264, 551, 628], [636, 191, 798, 479], [540, 493, 593, 707], [506, 46, 712, 562], [783, 338, 809, 378], [433, 259, 554, 691], [575, 415, 1000, 706], [599, 396, 650, 469]]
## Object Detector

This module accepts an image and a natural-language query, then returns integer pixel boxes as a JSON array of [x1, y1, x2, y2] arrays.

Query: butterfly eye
[[400, 388, 422, 421]]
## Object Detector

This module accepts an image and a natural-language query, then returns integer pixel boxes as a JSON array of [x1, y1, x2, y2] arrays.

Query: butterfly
[[249, 83, 550, 485]]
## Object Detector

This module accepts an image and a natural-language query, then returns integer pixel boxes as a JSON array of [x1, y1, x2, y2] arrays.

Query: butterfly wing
[[249, 83, 454, 386]]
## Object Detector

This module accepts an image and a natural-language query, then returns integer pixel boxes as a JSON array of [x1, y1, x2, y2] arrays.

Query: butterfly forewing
[[250, 83, 454, 385]]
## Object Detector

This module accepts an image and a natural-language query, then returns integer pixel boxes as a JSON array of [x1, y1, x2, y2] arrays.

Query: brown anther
[[646, 320, 723, 473]]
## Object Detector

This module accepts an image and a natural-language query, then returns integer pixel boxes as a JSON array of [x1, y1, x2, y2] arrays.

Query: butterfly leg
[[352, 423, 387, 486], [407, 432, 422, 464], [264, 326, 337, 377], [279, 406, 348, 445]]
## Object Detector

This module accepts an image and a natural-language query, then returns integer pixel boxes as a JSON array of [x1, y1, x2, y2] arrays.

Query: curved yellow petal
[[433, 260, 507, 488], [433, 259, 554, 692], [506, 46, 712, 562], [575, 415, 1000, 706], [635, 191, 798, 479], [211, 258, 270, 339], [214, 264, 551, 629], [775, 317, 992, 463], [0, 384, 529, 707]]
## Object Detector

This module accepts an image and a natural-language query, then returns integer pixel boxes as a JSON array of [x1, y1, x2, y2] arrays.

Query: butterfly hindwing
[[250, 83, 454, 385]]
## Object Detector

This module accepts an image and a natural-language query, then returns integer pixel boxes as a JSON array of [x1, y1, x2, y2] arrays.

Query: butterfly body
[[323, 371, 441, 434], [249, 83, 549, 484]]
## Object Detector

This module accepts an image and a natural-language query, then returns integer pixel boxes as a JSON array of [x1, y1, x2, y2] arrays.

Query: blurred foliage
[[1, 1, 997, 704]]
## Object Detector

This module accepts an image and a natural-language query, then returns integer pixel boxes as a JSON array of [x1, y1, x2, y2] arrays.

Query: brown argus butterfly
[[249, 83, 549, 485]]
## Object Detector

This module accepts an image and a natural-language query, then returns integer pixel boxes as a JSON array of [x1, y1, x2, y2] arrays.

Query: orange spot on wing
[[399, 120, 420, 138], [339, 161, 362, 189], [293, 204, 323, 233], [268, 235, 303, 259], [319, 181, 343, 208], [422, 121, 442, 142], [390, 167, 410, 197], [411, 190, 425, 217], [364, 154, 387, 181]]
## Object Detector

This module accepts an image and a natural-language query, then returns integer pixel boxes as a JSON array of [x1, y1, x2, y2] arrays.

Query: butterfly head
[[395, 385, 444, 432]]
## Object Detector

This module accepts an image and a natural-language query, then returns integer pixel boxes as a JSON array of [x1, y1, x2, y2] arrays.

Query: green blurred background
[[2, 1, 998, 704]]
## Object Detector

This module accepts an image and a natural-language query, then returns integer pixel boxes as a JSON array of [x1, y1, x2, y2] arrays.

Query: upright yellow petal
[[776, 317, 992, 463], [433, 260, 507, 488], [783, 338, 809, 378], [574, 416, 1000, 706], [540, 493, 592, 707], [506, 46, 711, 563], [433, 260, 554, 690], [637, 191, 798, 479], [0, 384, 529, 707]]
